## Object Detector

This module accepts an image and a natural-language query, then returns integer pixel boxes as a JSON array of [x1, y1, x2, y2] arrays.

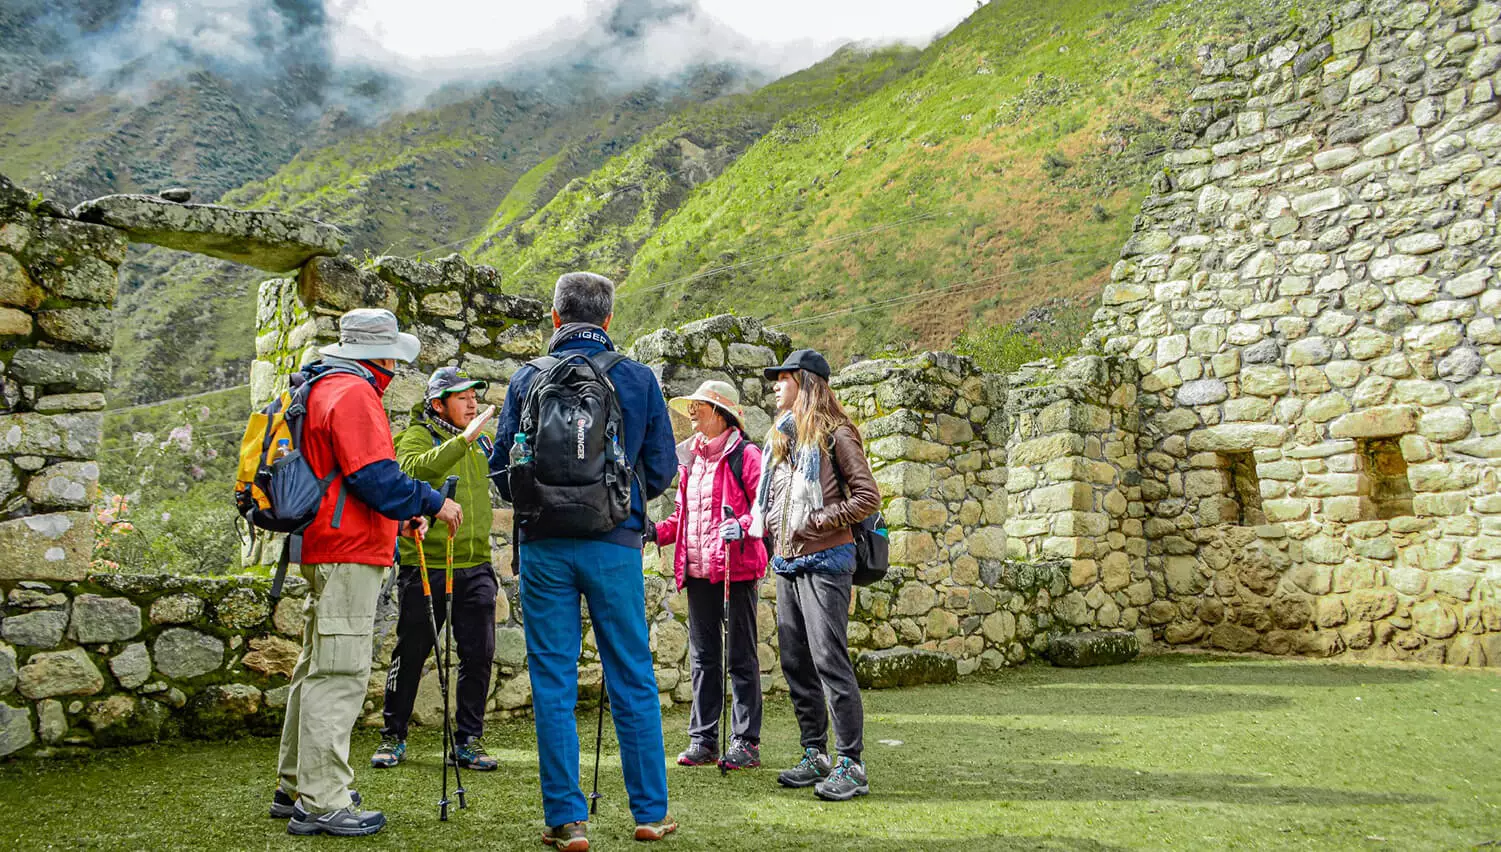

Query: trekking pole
[[589, 679, 608, 815], [415, 533, 452, 821], [438, 475, 467, 810], [720, 506, 736, 777]]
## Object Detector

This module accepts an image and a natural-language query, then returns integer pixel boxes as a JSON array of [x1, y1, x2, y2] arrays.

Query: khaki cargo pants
[[276, 562, 383, 814]]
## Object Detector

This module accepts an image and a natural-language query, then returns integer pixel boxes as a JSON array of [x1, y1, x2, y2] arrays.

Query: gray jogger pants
[[685, 576, 763, 746], [776, 569, 864, 760]]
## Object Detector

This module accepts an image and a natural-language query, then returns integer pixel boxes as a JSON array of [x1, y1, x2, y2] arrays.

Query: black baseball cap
[[764, 349, 831, 381]]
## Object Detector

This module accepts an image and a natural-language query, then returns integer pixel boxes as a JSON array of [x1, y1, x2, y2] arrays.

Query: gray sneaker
[[776, 747, 832, 788], [287, 801, 386, 836], [814, 756, 869, 801]]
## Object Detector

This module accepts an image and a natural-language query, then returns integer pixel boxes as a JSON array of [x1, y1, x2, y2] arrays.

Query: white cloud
[[334, 0, 975, 63]]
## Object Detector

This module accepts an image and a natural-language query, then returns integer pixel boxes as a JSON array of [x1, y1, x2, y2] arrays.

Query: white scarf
[[748, 412, 823, 539]]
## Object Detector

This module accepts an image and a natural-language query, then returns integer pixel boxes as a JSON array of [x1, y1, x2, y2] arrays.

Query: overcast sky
[[333, 0, 978, 63]]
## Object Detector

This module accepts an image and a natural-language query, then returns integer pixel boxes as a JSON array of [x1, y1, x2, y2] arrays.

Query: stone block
[[241, 636, 301, 679], [153, 629, 225, 680], [150, 594, 205, 625], [1329, 406, 1416, 439], [1186, 424, 1288, 452], [109, 642, 152, 689], [1, 609, 67, 648], [0, 703, 33, 757], [854, 648, 957, 689], [69, 594, 141, 644], [0, 512, 92, 581], [17, 647, 103, 699], [1045, 631, 1140, 667]]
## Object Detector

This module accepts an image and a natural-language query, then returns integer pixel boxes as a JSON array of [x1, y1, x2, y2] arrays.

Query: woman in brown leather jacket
[[747, 349, 881, 802]]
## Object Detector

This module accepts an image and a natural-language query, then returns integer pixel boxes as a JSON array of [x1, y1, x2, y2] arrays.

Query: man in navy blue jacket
[[491, 272, 679, 848]]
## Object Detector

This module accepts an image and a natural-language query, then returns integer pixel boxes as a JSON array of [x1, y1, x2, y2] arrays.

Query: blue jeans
[[520, 539, 668, 826]]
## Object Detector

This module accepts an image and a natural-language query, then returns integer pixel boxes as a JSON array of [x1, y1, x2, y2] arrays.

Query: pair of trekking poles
[[415, 476, 467, 821], [592, 505, 741, 806]]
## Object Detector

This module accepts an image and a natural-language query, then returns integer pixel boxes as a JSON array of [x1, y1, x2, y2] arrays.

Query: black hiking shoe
[[676, 741, 718, 767], [776, 747, 831, 788], [370, 738, 405, 768], [814, 756, 869, 801], [270, 788, 360, 819], [719, 738, 760, 771], [449, 736, 499, 771], [541, 820, 589, 851], [287, 801, 385, 836]]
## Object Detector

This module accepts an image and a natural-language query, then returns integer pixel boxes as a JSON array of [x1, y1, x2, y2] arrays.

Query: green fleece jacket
[[394, 417, 493, 570]]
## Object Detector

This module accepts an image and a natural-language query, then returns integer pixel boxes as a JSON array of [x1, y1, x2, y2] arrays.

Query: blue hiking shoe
[[370, 738, 405, 768]]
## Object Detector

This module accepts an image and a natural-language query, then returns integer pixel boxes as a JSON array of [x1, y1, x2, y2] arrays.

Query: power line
[[621, 210, 954, 299], [105, 384, 251, 415], [768, 256, 1082, 331]]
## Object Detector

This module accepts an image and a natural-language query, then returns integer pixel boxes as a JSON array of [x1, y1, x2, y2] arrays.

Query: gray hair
[[553, 272, 615, 325]]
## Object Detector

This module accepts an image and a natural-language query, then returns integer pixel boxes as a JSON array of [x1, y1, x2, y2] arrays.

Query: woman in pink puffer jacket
[[649, 380, 768, 771]]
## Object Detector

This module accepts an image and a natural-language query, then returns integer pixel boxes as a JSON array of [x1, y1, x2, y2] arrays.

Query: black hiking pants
[[380, 562, 497, 743]]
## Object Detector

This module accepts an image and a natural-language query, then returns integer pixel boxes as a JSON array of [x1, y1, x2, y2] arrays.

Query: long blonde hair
[[766, 369, 861, 464]]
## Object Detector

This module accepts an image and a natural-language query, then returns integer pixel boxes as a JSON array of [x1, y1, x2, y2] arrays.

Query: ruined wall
[[0, 177, 121, 586], [1087, 0, 1501, 663]]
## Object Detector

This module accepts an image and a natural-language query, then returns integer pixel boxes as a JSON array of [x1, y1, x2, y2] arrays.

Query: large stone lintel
[[70, 195, 345, 273]]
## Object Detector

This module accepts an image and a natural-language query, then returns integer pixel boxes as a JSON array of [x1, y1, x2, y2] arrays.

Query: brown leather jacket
[[767, 424, 882, 559]]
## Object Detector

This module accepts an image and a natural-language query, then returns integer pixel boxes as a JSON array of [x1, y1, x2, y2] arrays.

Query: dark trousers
[[685, 576, 763, 747], [381, 562, 497, 743], [777, 570, 864, 760]]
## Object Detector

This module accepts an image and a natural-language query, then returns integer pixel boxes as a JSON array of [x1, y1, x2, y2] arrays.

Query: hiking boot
[[541, 821, 589, 851], [718, 738, 760, 771], [634, 816, 678, 841], [776, 747, 831, 788], [449, 737, 499, 771], [270, 788, 361, 819], [813, 756, 869, 801], [287, 801, 386, 836], [370, 738, 405, 769], [675, 741, 718, 767]]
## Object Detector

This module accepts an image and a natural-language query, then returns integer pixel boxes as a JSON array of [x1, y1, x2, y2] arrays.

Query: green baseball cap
[[425, 366, 488, 402]]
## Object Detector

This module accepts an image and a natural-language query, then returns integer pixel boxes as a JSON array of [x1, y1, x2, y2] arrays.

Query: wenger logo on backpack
[[510, 351, 633, 538]]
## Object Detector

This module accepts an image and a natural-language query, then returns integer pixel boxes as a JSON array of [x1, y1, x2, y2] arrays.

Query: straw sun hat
[[668, 380, 745, 438]]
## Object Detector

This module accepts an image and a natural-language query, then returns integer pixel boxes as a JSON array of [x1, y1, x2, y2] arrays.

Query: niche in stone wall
[[1222, 452, 1265, 526], [1359, 438, 1414, 520]]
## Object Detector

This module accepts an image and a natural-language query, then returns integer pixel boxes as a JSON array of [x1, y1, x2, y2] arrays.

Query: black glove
[[642, 522, 657, 544]]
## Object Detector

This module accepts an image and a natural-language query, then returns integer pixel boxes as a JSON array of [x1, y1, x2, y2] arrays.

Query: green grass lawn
[[2, 654, 1497, 851]]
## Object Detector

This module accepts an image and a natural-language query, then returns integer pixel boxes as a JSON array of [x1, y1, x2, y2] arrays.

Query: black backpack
[[829, 441, 891, 587], [509, 351, 633, 538]]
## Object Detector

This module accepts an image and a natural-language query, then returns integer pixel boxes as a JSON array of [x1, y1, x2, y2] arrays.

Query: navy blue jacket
[[490, 327, 677, 549]]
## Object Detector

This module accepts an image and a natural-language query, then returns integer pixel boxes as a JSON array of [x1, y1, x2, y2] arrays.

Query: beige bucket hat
[[669, 380, 745, 434]]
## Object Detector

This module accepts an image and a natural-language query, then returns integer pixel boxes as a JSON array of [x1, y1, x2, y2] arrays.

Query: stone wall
[[0, 572, 307, 757], [0, 177, 121, 587], [1085, 0, 1501, 664]]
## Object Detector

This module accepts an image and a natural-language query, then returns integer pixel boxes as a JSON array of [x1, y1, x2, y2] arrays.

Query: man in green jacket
[[371, 366, 500, 771]]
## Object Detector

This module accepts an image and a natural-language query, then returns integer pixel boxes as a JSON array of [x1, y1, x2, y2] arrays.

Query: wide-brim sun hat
[[668, 380, 745, 434], [319, 308, 421, 363]]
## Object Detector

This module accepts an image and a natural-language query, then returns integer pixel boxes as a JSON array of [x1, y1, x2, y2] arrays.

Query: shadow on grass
[[870, 684, 1294, 717], [732, 827, 1131, 851], [880, 761, 1436, 808], [1041, 658, 1436, 689]]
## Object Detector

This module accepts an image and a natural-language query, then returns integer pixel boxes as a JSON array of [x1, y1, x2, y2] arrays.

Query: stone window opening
[[1223, 452, 1265, 526], [1359, 437, 1414, 520]]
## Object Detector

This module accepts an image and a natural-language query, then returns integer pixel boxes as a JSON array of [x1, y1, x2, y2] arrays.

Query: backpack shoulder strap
[[725, 438, 751, 504], [589, 350, 628, 374], [527, 355, 561, 372]]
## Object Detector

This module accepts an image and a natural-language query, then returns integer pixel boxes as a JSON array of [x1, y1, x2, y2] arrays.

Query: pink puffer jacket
[[653, 430, 768, 588]]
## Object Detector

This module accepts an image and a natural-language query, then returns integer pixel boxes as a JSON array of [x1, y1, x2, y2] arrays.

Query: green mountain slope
[[589, 0, 1326, 362], [110, 74, 743, 403], [470, 44, 923, 293]]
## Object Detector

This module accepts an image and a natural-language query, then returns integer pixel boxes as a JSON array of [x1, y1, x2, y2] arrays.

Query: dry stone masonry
[[6, 0, 1501, 755], [1087, 0, 1501, 664]]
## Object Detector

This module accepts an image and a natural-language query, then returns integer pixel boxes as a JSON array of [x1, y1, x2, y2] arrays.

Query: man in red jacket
[[270, 308, 463, 838]]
